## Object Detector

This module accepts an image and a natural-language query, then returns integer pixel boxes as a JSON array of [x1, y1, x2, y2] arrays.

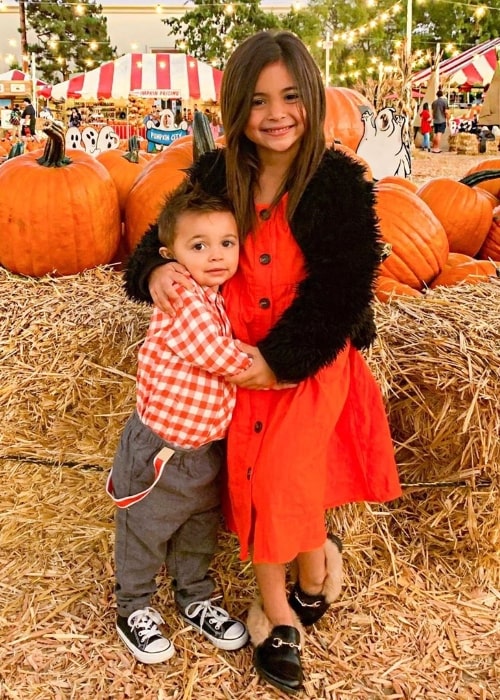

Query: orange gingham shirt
[[136, 281, 252, 449]]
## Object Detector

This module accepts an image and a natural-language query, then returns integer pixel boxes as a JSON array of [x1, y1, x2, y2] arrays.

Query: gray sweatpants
[[113, 411, 222, 617]]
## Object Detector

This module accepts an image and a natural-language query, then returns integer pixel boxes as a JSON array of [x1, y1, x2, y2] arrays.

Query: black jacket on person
[[124, 147, 382, 383]]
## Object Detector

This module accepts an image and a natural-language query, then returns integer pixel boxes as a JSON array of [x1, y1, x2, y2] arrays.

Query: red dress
[[222, 199, 401, 564]]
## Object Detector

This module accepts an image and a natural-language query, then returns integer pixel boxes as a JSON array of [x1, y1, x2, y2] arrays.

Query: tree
[[22, 1, 116, 82], [162, 0, 281, 69]]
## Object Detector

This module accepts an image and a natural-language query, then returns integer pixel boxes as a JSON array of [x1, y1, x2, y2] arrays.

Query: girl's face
[[244, 61, 305, 161]]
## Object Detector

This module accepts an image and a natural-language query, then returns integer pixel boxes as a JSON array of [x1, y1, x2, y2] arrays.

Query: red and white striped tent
[[412, 38, 500, 88], [38, 53, 223, 102], [0, 69, 48, 87]]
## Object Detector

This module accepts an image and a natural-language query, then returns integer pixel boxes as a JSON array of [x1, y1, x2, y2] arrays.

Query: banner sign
[[131, 89, 182, 98], [146, 126, 188, 146]]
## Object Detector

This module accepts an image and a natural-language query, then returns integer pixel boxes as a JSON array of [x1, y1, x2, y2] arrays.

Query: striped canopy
[[0, 69, 48, 86], [38, 53, 223, 102], [412, 38, 500, 87]]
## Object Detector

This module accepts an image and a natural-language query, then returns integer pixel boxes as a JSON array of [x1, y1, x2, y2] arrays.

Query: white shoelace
[[183, 598, 229, 632], [128, 607, 165, 642]]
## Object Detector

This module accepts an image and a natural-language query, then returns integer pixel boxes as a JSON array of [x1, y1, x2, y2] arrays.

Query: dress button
[[259, 298, 271, 309], [247, 468, 252, 480], [259, 253, 271, 265], [254, 421, 263, 433]]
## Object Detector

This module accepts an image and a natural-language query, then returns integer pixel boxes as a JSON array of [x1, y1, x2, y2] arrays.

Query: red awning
[[412, 38, 500, 87], [0, 69, 48, 87], [39, 53, 223, 102]]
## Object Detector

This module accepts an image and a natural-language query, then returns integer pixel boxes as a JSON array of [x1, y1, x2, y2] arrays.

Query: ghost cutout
[[356, 107, 411, 180], [65, 126, 85, 152], [81, 126, 101, 155], [96, 126, 120, 153]]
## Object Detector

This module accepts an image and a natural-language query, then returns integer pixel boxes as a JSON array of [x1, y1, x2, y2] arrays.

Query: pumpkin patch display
[[0, 121, 121, 277], [374, 182, 449, 290]]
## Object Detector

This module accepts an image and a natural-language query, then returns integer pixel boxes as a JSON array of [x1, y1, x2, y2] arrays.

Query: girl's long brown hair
[[220, 31, 326, 238]]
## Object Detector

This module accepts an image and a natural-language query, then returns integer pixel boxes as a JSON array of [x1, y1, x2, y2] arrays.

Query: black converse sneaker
[[180, 598, 249, 650], [116, 607, 175, 664]]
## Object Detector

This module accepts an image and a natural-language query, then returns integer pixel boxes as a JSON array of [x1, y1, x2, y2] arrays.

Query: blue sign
[[146, 126, 188, 149]]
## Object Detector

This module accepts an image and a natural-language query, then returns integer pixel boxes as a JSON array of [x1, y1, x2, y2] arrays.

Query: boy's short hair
[[157, 179, 235, 249]]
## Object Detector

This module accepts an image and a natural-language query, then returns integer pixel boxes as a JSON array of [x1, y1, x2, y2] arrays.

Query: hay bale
[[1, 267, 499, 583]]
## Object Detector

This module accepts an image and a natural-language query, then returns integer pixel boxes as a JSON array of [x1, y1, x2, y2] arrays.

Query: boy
[[107, 181, 252, 663]]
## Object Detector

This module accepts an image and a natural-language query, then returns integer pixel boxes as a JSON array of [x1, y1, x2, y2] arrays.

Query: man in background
[[431, 90, 449, 153]]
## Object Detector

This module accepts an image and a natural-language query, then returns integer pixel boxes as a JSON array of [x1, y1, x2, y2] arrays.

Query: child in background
[[420, 102, 432, 152], [107, 181, 251, 664], [125, 31, 402, 693]]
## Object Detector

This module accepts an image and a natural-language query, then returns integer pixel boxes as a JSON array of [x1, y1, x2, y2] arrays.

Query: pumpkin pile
[[0, 90, 499, 295], [374, 167, 500, 301]]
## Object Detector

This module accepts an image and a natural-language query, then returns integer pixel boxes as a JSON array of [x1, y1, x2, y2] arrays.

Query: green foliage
[[162, 0, 281, 69], [24, 1, 116, 82]]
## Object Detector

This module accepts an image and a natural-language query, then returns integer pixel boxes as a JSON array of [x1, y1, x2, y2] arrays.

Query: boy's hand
[[230, 343, 297, 390]]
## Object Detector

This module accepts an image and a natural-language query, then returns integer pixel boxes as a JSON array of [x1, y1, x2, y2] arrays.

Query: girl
[[420, 102, 432, 152], [125, 31, 401, 695]]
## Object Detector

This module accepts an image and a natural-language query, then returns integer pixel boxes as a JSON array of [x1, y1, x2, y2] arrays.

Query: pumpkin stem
[[37, 121, 72, 167], [193, 110, 215, 161], [459, 170, 500, 188], [123, 135, 140, 164]]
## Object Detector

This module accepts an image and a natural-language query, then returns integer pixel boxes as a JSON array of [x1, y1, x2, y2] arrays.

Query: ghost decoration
[[97, 126, 120, 152], [356, 107, 411, 180], [65, 126, 85, 152], [81, 126, 101, 156]]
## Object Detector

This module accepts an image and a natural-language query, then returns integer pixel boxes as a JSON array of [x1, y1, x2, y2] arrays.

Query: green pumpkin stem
[[459, 170, 500, 188], [123, 135, 140, 164], [193, 110, 215, 161], [37, 121, 72, 167]]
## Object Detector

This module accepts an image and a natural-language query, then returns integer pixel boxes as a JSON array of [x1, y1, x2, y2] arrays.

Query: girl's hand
[[149, 262, 192, 315], [230, 343, 297, 390]]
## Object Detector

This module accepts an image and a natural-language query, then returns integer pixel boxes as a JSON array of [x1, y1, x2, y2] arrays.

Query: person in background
[[107, 180, 251, 665], [431, 89, 449, 153], [69, 107, 82, 128], [124, 30, 401, 694], [419, 102, 432, 152], [21, 97, 36, 138]]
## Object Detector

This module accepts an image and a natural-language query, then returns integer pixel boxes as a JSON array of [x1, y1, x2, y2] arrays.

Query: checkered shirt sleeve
[[136, 284, 252, 448]]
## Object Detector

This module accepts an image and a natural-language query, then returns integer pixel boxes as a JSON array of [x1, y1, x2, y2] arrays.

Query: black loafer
[[289, 534, 343, 626], [254, 625, 303, 695]]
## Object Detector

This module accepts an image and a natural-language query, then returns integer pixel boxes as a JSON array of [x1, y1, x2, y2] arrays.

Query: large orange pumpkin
[[430, 254, 498, 288], [478, 204, 500, 261], [123, 139, 194, 254], [417, 178, 493, 257], [324, 87, 374, 151], [97, 136, 148, 217], [0, 122, 121, 277], [374, 182, 449, 289], [375, 275, 423, 301]]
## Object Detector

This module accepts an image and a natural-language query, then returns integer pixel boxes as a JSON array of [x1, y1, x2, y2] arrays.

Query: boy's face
[[162, 210, 239, 291]]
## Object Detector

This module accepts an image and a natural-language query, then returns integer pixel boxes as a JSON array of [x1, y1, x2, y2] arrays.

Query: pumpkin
[[97, 135, 148, 216], [478, 204, 500, 261], [324, 87, 374, 151], [124, 112, 216, 254], [374, 183, 449, 289], [461, 160, 500, 197], [417, 177, 493, 257], [377, 176, 418, 194], [375, 275, 423, 302], [430, 255, 498, 288], [0, 121, 121, 277]]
